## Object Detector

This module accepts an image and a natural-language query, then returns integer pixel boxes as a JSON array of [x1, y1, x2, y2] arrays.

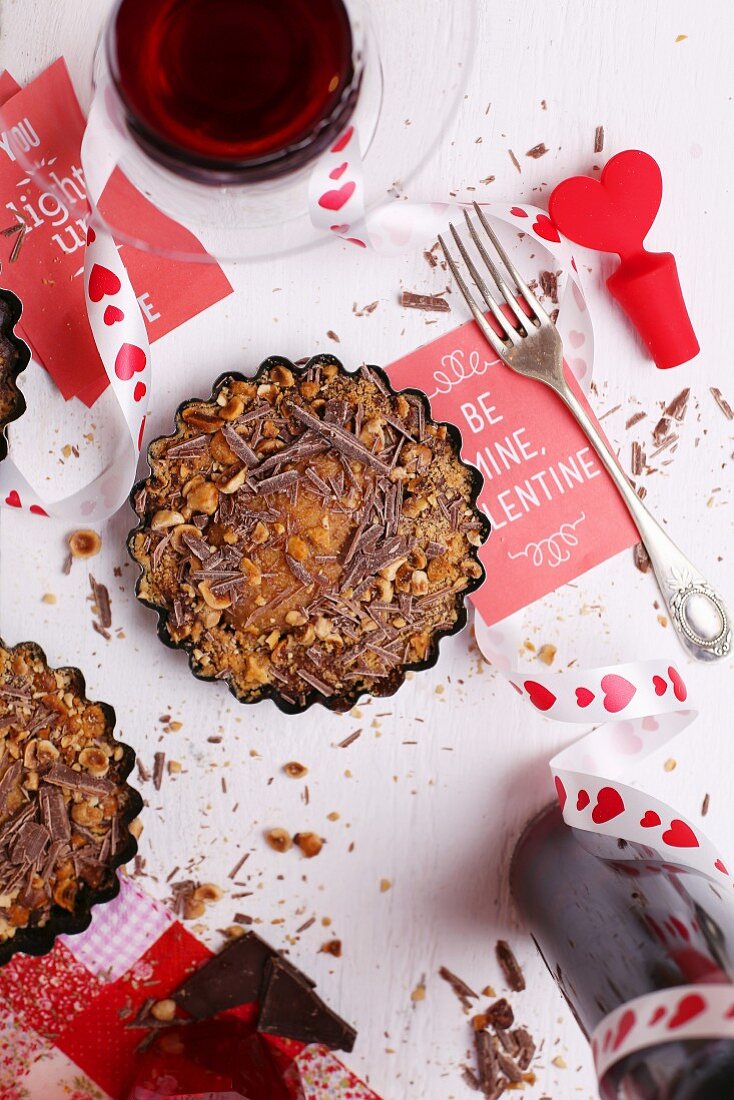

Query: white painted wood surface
[[1, 1, 733, 1096]]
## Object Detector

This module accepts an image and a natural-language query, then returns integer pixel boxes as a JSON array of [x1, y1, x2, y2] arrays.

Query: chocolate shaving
[[512, 1027, 535, 1069], [221, 424, 260, 467], [525, 142, 548, 158], [439, 965, 478, 1010], [255, 470, 300, 495], [298, 668, 334, 697], [539, 270, 558, 303], [287, 403, 391, 474], [710, 386, 734, 420], [11, 821, 49, 865], [495, 941, 525, 992], [486, 998, 514, 1030], [474, 1030, 499, 1095], [631, 440, 645, 476], [89, 574, 112, 630], [625, 410, 646, 430], [594, 125, 605, 153], [40, 785, 71, 841], [495, 1049, 522, 1084], [153, 752, 165, 791], [285, 555, 313, 585], [400, 291, 451, 313], [665, 387, 691, 422], [44, 762, 114, 796], [0, 760, 22, 810], [166, 435, 209, 458]]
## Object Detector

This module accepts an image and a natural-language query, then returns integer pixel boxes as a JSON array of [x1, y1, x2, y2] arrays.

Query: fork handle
[[555, 380, 731, 662]]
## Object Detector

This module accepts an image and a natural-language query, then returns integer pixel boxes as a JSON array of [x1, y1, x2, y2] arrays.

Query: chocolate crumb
[[539, 271, 558, 304], [625, 411, 647, 430], [665, 387, 691, 422], [594, 125, 605, 153], [633, 542, 651, 574], [525, 142, 548, 159], [439, 965, 478, 1010], [710, 387, 734, 420], [486, 998, 514, 1030], [508, 149, 521, 173], [631, 441, 645, 476], [338, 729, 362, 748], [702, 792, 710, 816]]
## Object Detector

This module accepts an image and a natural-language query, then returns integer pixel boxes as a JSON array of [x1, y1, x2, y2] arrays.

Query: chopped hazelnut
[[410, 570, 429, 596], [287, 535, 309, 562], [283, 761, 308, 778], [71, 801, 104, 827], [198, 581, 232, 610], [151, 510, 185, 530], [265, 827, 293, 853], [285, 610, 307, 627], [151, 999, 177, 1022], [218, 395, 245, 420], [68, 529, 102, 558], [251, 521, 269, 545], [187, 481, 219, 515], [320, 938, 342, 956], [193, 882, 224, 903], [181, 408, 223, 432], [294, 832, 324, 858], [240, 557, 262, 586], [78, 746, 110, 777], [183, 897, 207, 920]]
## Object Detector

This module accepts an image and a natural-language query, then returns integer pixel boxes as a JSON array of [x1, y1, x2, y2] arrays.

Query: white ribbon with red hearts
[[591, 985, 734, 1085], [0, 84, 150, 522]]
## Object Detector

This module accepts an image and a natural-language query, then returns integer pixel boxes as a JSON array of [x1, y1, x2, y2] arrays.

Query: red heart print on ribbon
[[716, 859, 729, 875], [640, 810, 661, 828], [330, 125, 354, 153], [4, 490, 20, 507], [612, 1009, 636, 1051], [652, 675, 667, 696], [648, 1006, 667, 1026], [601, 673, 637, 713], [554, 776, 567, 810], [667, 993, 706, 1030], [662, 819, 699, 848], [104, 305, 125, 326], [668, 666, 687, 702], [133, 381, 146, 403], [88, 263, 122, 302], [591, 786, 625, 824], [575, 687, 595, 708], [510, 206, 528, 218], [524, 680, 557, 711], [318, 181, 357, 212], [329, 162, 348, 181], [532, 214, 560, 243], [115, 343, 147, 381], [576, 790, 590, 811]]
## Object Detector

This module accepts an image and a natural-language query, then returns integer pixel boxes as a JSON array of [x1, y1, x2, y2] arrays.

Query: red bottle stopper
[[548, 150, 699, 369]]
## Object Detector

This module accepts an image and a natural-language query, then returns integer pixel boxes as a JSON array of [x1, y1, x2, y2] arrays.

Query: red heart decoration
[[87, 226, 96, 244], [138, 416, 146, 451], [601, 673, 637, 713], [640, 810, 661, 828], [576, 790, 590, 811], [715, 859, 728, 875], [726, 1003, 734, 1019], [554, 775, 567, 810], [331, 125, 354, 153], [662, 819, 699, 849], [602, 1028, 612, 1052], [648, 1006, 667, 1026], [575, 686, 595, 708], [549, 150, 662, 259], [133, 380, 147, 403], [4, 490, 21, 508], [104, 305, 125, 326], [531, 214, 560, 243], [652, 675, 667, 696], [330, 223, 349, 233], [510, 206, 528, 218], [88, 263, 121, 302], [329, 161, 348, 181], [612, 1008, 636, 1051], [29, 504, 48, 516], [523, 680, 557, 712], [318, 181, 356, 212], [668, 666, 687, 702], [115, 343, 147, 381], [592, 786, 625, 825], [667, 993, 706, 1030]]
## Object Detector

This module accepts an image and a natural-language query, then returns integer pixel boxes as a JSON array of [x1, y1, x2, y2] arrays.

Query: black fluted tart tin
[[0, 639, 143, 967], [0, 289, 30, 464], [127, 354, 490, 715]]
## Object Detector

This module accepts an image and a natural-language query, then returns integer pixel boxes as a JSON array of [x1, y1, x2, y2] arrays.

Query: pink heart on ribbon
[[318, 181, 356, 212], [329, 161, 349, 181], [331, 125, 354, 153], [601, 673, 637, 713]]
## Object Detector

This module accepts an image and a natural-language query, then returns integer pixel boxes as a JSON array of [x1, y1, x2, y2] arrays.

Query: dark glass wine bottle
[[511, 803, 734, 1099]]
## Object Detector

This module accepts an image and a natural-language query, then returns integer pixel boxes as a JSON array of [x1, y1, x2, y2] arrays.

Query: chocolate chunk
[[10, 821, 49, 865], [512, 1026, 536, 1070], [486, 997, 514, 1030], [0, 759, 22, 810], [438, 965, 478, 1011], [474, 1029, 499, 1095], [173, 930, 315, 1019], [400, 291, 451, 313], [258, 957, 356, 1052], [220, 424, 259, 467], [594, 125, 605, 153]]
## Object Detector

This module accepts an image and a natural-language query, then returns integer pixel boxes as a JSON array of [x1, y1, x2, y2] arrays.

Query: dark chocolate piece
[[258, 957, 356, 1052], [495, 940, 525, 992]]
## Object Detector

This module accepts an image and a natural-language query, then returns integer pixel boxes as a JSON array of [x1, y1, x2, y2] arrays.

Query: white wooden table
[[2, 2, 733, 1096]]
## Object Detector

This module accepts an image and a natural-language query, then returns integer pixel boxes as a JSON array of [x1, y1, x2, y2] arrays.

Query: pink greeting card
[[0, 59, 233, 406], [386, 319, 639, 625]]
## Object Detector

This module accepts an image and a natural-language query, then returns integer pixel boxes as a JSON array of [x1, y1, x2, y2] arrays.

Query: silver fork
[[440, 203, 730, 662]]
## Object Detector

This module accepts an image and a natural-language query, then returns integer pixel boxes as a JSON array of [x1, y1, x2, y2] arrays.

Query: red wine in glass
[[108, 0, 360, 183], [512, 804, 734, 1099]]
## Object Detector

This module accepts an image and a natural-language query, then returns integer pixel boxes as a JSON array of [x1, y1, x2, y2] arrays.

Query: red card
[[0, 59, 233, 406], [386, 320, 639, 625]]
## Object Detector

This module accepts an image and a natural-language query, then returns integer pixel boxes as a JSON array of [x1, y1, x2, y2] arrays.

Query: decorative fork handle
[[557, 381, 731, 662]]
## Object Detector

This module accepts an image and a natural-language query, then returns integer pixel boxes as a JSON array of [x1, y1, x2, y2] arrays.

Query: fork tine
[[473, 202, 549, 322], [438, 234, 509, 362], [463, 209, 532, 332], [448, 222, 520, 346]]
